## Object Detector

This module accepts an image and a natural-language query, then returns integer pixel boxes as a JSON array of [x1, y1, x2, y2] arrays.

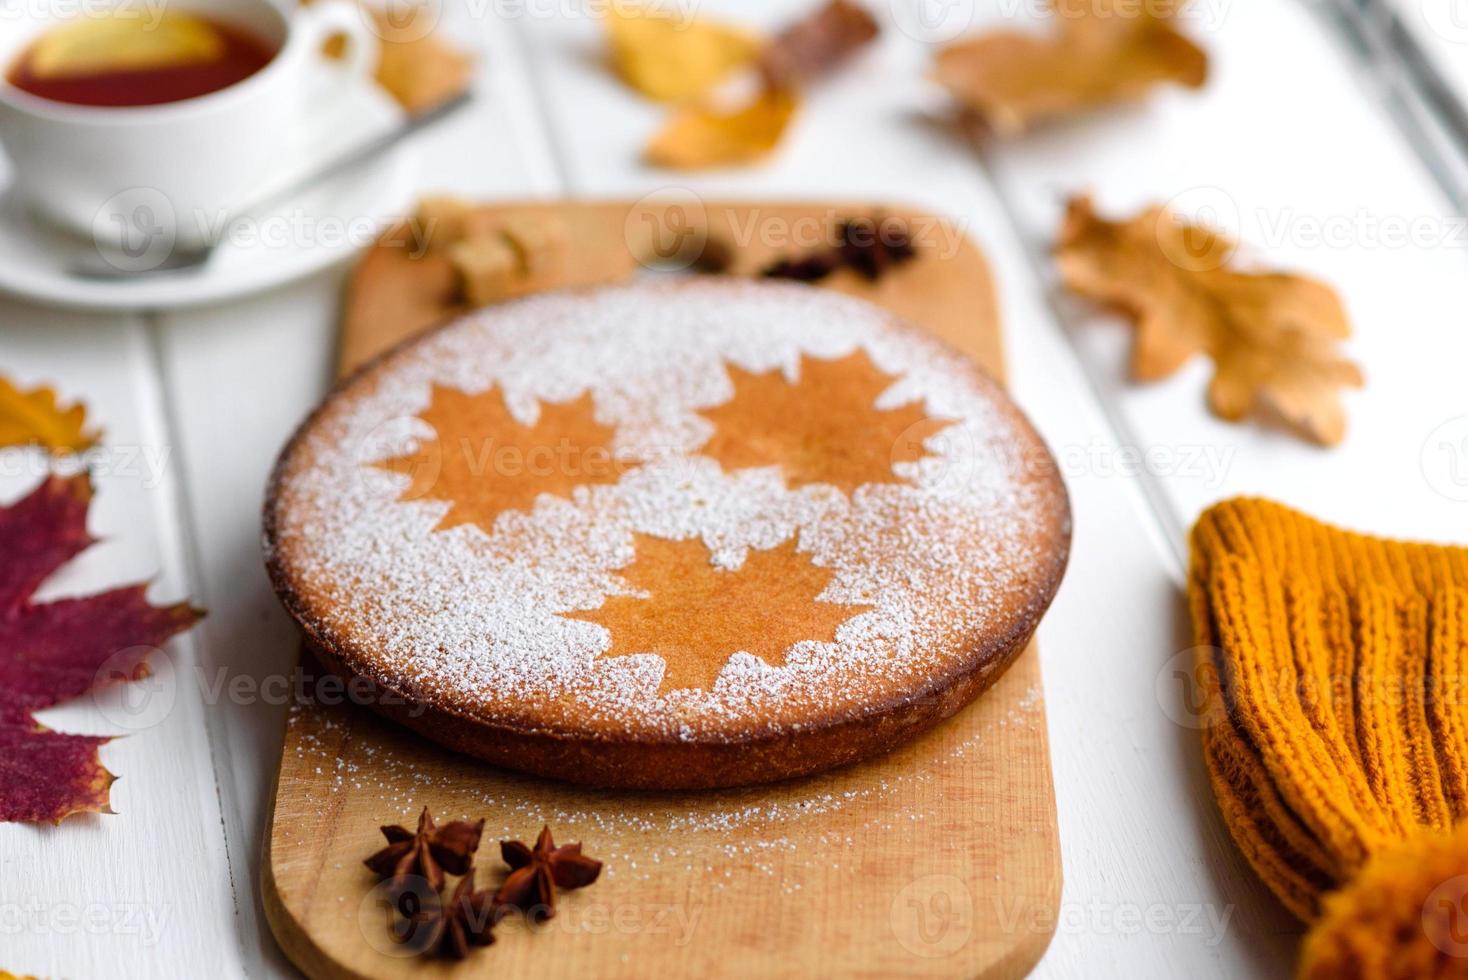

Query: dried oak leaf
[[936, 0, 1206, 138], [0, 376, 96, 452], [606, 4, 760, 102], [567, 534, 870, 693], [364, 806, 485, 895], [1056, 196, 1363, 446], [0, 475, 202, 823], [495, 825, 602, 920]]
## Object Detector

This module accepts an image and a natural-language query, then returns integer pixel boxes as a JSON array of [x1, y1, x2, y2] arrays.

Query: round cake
[[265, 279, 1070, 789]]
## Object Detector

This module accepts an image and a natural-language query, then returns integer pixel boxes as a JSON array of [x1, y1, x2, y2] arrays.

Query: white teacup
[[0, 0, 378, 250]]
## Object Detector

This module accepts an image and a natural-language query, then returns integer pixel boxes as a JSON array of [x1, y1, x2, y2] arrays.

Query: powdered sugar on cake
[[268, 280, 1062, 740]]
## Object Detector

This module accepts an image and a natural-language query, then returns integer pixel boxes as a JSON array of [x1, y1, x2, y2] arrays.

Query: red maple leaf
[[0, 475, 202, 823]]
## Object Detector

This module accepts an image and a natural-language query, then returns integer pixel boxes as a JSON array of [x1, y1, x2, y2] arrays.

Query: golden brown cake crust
[[265, 280, 1070, 788]]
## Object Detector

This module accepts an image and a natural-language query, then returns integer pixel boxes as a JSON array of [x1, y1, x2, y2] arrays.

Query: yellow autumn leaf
[[645, 86, 798, 169], [606, 4, 760, 102], [0, 376, 97, 452], [29, 10, 224, 80]]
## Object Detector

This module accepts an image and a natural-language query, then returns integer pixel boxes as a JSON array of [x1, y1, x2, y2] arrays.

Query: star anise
[[761, 250, 842, 283], [364, 807, 484, 895], [838, 216, 916, 281], [761, 215, 916, 283], [689, 234, 735, 274], [494, 825, 603, 920], [408, 866, 501, 959]]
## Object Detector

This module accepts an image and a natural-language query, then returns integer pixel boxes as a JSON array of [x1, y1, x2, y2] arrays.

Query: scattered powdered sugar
[[286, 681, 1045, 886], [269, 280, 1063, 740]]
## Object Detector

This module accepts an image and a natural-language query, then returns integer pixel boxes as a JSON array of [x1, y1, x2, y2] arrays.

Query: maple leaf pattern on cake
[[698, 349, 954, 493], [377, 384, 629, 535], [567, 534, 870, 693]]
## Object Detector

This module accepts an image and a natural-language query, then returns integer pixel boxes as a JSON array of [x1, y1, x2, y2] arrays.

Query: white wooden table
[[4, 1, 1467, 977]]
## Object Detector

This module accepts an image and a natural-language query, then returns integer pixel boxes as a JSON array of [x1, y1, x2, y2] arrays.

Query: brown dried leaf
[[645, 86, 797, 169], [759, 0, 879, 89], [1056, 196, 1362, 446], [936, 0, 1206, 138]]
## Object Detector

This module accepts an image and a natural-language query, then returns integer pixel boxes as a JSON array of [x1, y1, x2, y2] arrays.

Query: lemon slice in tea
[[29, 11, 226, 80]]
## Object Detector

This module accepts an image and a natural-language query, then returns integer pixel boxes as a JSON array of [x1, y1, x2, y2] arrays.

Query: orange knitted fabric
[[1190, 498, 1468, 978]]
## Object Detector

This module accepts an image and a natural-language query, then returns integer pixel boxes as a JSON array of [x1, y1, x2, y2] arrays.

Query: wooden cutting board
[[262, 200, 1062, 979]]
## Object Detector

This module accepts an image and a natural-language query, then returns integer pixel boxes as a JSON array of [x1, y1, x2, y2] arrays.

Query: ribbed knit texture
[[1190, 498, 1468, 978]]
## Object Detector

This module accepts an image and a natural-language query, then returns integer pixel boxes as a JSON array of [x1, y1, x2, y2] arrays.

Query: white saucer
[[0, 76, 417, 314]]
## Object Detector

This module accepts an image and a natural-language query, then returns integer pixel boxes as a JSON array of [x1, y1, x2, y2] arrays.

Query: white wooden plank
[[145, 278, 344, 979], [0, 307, 242, 979], [966, 177, 1300, 979]]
